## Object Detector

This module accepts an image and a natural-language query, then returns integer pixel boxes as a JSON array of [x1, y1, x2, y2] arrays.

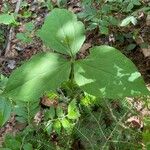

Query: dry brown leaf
[[135, 36, 150, 57], [141, 46, 150, 57], [146, 15, 150, 26], [41, 96, 58, 107], [80, 43, 91, 53], [5, 49, 18, 58]]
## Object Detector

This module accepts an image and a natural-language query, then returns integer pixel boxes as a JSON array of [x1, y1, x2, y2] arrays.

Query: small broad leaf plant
[[1, 9, 149, 131]]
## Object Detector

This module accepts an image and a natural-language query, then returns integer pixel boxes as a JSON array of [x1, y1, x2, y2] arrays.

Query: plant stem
[[68, 58, 76, 100], [70, 61, 74, 85]]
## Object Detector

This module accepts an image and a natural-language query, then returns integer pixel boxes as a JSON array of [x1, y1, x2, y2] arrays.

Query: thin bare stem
[[5, 0, 22, 57]]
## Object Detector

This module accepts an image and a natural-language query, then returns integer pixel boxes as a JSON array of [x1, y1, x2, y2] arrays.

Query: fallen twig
[[4, 0, 22, 57]]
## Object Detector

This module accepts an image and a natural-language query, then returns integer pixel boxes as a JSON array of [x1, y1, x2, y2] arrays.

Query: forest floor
[[0, 0, 150, 149]]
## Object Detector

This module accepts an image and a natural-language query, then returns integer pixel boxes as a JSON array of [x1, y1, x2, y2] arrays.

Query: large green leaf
[[74, 45, 149, 98], [0, 97, 11, 127], [38, 8, 85, 56], [3, 53, 70, 101]]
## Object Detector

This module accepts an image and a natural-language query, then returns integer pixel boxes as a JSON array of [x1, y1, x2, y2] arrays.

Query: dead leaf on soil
[[126, 116, 143, 128], [80, 43, 91, 53], [135, 36, 150, 57], [34, 111, 43, 125], [7, 60, 16, 69], [41, 96, 58, 107], [5, 49, 18, 58], [146, 15, 150, 26], [141, 46, 150, 57]]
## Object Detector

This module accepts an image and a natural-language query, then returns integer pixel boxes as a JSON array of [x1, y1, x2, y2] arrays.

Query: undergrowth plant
[[0, 8, 150, 149], [78, 0, 150, 34], [16, 22, 35, 44]]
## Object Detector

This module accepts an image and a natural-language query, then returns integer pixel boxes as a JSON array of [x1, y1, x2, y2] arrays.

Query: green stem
[[70, 61, 74, 85], [26, 101, 31, 125], [68, 58, 75, 99]]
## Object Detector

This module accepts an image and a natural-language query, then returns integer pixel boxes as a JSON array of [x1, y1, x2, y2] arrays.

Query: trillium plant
[[1, 9, 149, 126]]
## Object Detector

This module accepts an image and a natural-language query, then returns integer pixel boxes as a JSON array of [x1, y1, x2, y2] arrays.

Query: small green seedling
[[16, 22, 35, 44], [0, 13, 17, 25]]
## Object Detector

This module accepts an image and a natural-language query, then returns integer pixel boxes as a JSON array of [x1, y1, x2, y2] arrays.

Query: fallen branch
[[4, 0, 22, 57]]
